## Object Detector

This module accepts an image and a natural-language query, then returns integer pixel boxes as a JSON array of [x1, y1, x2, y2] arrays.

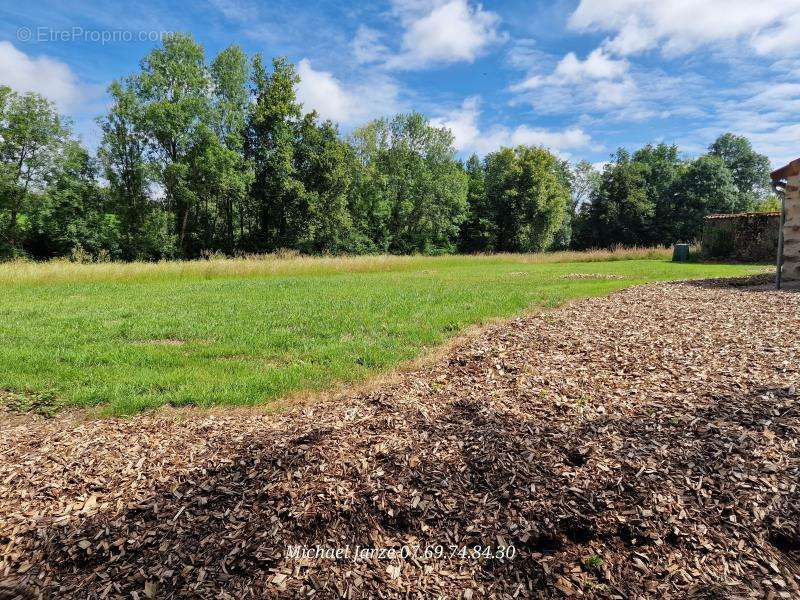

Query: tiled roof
[[771, 158, 800, 183], [704, 212, 780, 220]]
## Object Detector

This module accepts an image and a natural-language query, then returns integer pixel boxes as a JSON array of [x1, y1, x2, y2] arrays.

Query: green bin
[[672, 243, 690, 262]]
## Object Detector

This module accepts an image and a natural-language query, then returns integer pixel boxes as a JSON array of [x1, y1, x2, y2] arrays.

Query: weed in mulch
[[1, 389, 60, 417]]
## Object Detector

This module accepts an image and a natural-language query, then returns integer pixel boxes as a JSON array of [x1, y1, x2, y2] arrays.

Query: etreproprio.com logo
[[17, 27, 172, 44]]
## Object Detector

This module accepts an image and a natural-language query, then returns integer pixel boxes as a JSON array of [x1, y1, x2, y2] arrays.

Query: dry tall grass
[[1, 247, 672, 285]]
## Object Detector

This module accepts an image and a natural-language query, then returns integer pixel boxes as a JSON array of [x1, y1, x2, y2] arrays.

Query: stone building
[[771, 159, 800, 285]]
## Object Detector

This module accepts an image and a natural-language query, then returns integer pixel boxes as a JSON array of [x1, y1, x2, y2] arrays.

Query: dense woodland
[[0, 34, 776, 262]]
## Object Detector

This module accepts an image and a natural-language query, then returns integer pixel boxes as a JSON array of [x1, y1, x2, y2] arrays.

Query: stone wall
[[701, 212, 780, 262], [783, 174, 800, 283]]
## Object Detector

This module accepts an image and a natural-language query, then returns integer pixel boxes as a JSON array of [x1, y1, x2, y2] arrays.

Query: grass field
[[0, 250, 765, 415]]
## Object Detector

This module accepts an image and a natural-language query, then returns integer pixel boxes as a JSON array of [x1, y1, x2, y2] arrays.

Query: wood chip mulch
[[1, 276, 799, 598]]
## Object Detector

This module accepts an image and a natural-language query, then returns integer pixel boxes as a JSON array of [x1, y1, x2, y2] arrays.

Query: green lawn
[[0, 252, 765, 415]]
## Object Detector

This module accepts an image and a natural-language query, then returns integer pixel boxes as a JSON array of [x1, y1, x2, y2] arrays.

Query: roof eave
[[771, 158, 800, 184]]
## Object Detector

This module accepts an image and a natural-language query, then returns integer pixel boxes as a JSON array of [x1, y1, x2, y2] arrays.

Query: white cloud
[[505, 38, 550, 72], [430, 96, 483, 151], [512, 48, 629, 91], [569, 0, 800, 57], [510, 48, 637, 114], [555, 48, 629, 82], [500, 125, 593, 156], [702, 80, 800, 167], [0, 42, 88, 111], [386, 0, 503, 69], [742, 125, 800, 169], [431, 96, 593, 157], [352, 26, 390, 65], [208, 0, 258, 22], [751, 11, 800, 56], [295, 59, 402, 126], [741, 82, 800, 116]]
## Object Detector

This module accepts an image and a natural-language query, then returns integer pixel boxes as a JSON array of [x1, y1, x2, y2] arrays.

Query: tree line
[[0, 34, 776, 262]]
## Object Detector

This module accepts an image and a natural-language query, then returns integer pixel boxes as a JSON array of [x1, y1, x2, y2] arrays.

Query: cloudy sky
[[2, 0, 800, 166]]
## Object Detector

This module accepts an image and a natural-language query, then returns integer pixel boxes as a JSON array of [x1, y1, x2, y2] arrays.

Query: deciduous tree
[[583, 149, 654, 248], [669, 155, 739, 242], [484, 145, 569, 252], [458, 154, 493, 253], [246, 56, 305, 250], [708, 133, 771, 207], [0, 87, 68, 256], [350, 113, 468, 254]]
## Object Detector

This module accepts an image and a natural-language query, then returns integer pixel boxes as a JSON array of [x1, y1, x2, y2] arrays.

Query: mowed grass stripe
[[0, 253, 764, 415]]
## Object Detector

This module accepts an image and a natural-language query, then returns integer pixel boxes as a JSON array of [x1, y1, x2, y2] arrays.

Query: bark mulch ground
[[1, 276, 798, 599]]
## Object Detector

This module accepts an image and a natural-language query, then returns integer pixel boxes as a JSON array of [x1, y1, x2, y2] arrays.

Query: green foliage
[[246, 55, 305, 250], [669, 155, 739, 242], [633, 143, 682, 243], [2, 388, 60, 417], [568, 160, 601, 249], [100, 34, 253, 258], [207, 45, 252, 254], [458, 154, 494, 252], [484, 145, 570, 252], [138, 33, 212, 255], [210, 45, 250, 148], [583, 150, 655, 248], [97, 79, 162, 260], [579, 138, 769, 248], [350, 113, 468, 254], [295, 115, 354, 253], [571, 160, 601, 208], [551, 158, 574, 250], [24, 142, 121, 259], [0, 87, 69, 257], [708, 133, 771, 206], [755, 195, 781, 212], [0, 35, 780, 262], [584, 555, 604, 569]]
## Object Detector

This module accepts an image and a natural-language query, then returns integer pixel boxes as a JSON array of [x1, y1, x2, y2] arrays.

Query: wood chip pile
[[1, 278, 798, 598]]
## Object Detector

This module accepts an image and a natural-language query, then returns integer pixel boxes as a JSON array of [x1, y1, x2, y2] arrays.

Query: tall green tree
[[350, 113, 468, 254], [584, 149, 654, 248], [571, 160, 601, 209], [551, 158, 574, 250], [246, 55, 305, 250], [210, 45, 250, 147], [632, 143, 682, 244], [0, 87, 69, 256], [348, 118, 394, 252], [25, 141, 120, 259], [295, 114, 354, 253], [484, 145, 569, 252], [708, 133, 771, 207], [569, 160, 601, 249], [669, 155, 739, 242], [102, 35, 254, 258], [137, 33, 211, 255], [184, 128, 251, 254], [209, 45, 253, 253], [458, 154, 493, 253], [98, 78, 172, 260]]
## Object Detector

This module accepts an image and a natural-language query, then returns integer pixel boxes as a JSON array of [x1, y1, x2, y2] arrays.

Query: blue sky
[[2, 0, 800, 167]]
